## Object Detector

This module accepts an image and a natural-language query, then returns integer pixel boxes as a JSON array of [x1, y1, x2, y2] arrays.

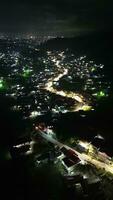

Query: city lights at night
[[0, 0, 113, 200]]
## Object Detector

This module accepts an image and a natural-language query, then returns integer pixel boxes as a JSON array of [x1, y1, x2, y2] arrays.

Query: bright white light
[[30, 111, 41, 118]]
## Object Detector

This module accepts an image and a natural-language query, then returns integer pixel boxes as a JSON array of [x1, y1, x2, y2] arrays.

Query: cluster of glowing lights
[[45, 67, 92, 112], [0, 79, 6, 90], [38, 127, 113, 175], [22, 69, 31, 78], [97, 91, 106, 97], [73, 141, 113, 174], [79, 141, 91, 150], [93, 90, 107, 98], [45, 69, 84, 104], [29, 111, 41, 118]]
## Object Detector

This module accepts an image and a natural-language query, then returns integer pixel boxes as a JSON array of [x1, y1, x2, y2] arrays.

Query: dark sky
[[0, 0, 113, 36]]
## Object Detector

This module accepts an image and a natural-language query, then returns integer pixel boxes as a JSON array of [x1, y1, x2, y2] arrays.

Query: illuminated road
[[38, 129, 113, 175], [38, 129, 63, 148], [45, 61, 92, 111]]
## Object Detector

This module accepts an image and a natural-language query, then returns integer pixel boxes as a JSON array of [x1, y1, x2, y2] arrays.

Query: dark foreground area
[[0, 31, 113, 200]]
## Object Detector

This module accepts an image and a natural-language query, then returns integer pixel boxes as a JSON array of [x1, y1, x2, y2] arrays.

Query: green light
[[0, 79, 8, 90], [24, 69, 30, 74], [94, 91, 106, 98], [0, 79, 4, 90], [91, 67, 95, 72], [99, 91, 105, 97], [0, 83, 3, 89], [22, 69, 31, 78]]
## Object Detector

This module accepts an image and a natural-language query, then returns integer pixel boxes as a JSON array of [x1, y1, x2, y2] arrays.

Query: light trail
[[44, 62, 92, 112]]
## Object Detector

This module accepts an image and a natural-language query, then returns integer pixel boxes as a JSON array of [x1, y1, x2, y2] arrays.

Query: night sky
[[0, 0, 113, 36]]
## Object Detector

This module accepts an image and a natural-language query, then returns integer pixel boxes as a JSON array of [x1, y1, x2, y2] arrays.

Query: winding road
[[45, 62, 92, 111]]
